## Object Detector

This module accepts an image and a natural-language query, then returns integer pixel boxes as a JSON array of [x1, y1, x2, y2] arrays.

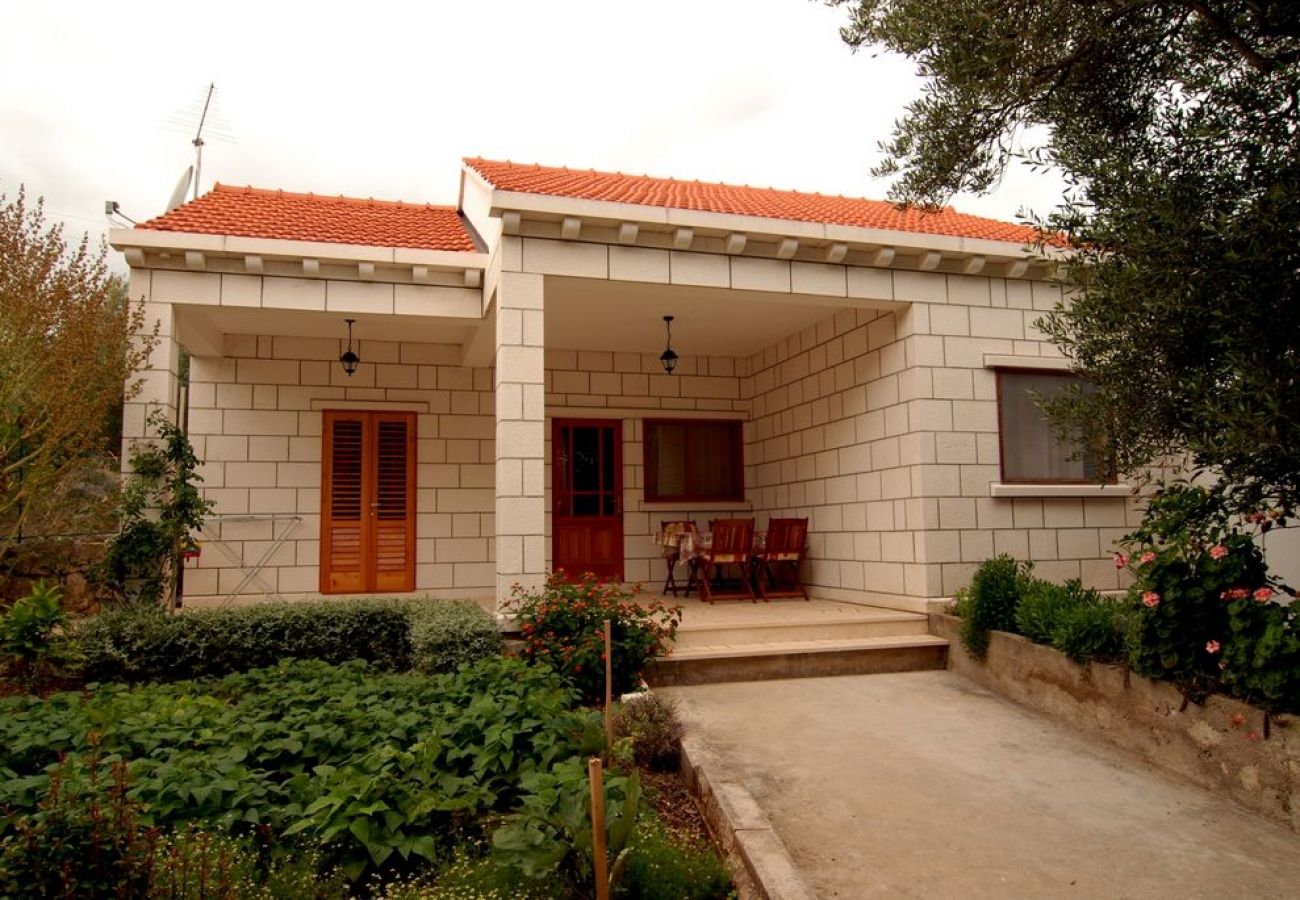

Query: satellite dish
[[165, 166, 193, 213]]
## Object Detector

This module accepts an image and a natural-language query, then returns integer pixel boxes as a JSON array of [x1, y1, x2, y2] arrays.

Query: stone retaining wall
[[930, 613, 1299, 834]]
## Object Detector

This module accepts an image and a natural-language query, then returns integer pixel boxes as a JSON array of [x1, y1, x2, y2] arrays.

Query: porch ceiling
[[542, 276, 899, 357], [173, 304, 475, 356]]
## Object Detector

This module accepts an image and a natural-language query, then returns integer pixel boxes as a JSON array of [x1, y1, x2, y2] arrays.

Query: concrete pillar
[[494, 271, 547, 610]]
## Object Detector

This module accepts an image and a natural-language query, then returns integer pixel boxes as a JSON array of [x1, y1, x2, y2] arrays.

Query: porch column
[[494, 271, 547, 611], [122, 271, 181, 463]]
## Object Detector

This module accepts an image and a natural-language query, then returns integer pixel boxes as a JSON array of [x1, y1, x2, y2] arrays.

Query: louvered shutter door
[[372, 413, 416, 592], [321, 413, 368, 593]]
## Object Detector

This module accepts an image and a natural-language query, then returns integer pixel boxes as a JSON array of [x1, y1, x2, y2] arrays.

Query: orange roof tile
[[465, 158, 1039, 245], [139, 184, 478, 252]]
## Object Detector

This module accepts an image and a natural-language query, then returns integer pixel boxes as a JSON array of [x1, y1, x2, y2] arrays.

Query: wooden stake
[[589, 756, 609, 900], [604, 618, 614, 747]]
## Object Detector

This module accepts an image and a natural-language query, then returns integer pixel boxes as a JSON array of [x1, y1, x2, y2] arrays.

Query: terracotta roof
[[138, 184, 478, 252], [465, 157, 1039, 245]]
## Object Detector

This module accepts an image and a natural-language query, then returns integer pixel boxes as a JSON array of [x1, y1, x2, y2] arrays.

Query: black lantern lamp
[[339, 318, 361, 376], [659, 315, 678, 375]]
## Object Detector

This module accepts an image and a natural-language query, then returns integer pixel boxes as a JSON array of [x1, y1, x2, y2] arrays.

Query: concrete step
[[646, 634, 949, 687], [671, 611, 928, 650]]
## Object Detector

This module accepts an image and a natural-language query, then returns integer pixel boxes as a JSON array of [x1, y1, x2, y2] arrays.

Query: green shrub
[[958, 556, 1033, 659], [613, 693, 685, 771], [1220, 596, 1300, 715], [408, 600, 503, 675], [150, 829, 351, 899], [1123, 485, 1270, 701], [1051, 599, 1126, 664], [1, 578, 79, 689], [509, 573, 681, 704], [617, 819, 734, 900], [75, 599, 415, 682], [1014, 580, 1078, 644]]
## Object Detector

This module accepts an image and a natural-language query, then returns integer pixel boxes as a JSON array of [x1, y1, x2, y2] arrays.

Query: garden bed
[[930, 613, 1299, 834]]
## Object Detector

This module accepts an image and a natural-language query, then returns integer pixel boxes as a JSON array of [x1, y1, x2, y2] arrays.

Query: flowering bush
[[508, 573, 681, 704], [1123, 484, 1276, 702]]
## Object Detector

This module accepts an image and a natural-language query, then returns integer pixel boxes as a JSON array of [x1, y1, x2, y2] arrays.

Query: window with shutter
[[321, 411, 415, 593]]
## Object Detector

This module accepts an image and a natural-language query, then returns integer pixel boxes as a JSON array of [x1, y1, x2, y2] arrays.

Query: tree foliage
[[829, 1, 1300, 515], [0, 187, 156, 550]]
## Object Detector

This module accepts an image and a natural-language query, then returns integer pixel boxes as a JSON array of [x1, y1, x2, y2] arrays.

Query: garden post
[[589, 755, 609, 900]]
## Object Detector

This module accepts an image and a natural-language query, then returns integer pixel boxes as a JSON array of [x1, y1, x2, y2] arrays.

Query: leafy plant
[[616, 818, 734, 900], [0, 754, 160, 899], [408, 600, 503, 675], [1, 577, 79, 688], [613, 694, 684, 772], [958, 556, 1032, 659], [1051, 600, 1125, 664], [1014, 579, 1081, 645], [1123, 484, 1271, 701], [150, 828, 352, 900], [98, 409, 213, 607], [492, 756, 641, 897], [508, 573, 681, 704], [1220, 596, 1300, 715]]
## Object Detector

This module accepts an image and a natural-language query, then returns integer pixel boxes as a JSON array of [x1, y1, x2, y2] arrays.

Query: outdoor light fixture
[[339, 318, 361, 376], [659, 315, 679, 375]]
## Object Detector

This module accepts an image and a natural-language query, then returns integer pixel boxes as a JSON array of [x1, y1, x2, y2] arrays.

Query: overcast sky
[[1, 1, 1066, 261]]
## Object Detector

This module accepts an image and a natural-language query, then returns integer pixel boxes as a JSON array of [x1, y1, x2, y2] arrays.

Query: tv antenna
[[163, 82, 232, 213]]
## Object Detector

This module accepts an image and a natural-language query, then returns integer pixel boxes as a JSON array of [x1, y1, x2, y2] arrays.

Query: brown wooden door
[[552, 419, 623, 580], [321, 411, 415, 593]]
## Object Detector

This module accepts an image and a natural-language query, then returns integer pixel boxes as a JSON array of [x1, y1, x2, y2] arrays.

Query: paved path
[[662, 671, 1300, 899]]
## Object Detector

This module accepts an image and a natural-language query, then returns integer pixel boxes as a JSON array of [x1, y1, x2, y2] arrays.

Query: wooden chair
[[698, 518, 756, 603], [752, 517, 809, 601], [659, 520, 699, 596]]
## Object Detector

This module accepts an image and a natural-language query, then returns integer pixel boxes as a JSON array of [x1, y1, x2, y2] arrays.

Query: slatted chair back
[[755, 517, 809, 601], [763, 518, 808, 562], [708, 518, 754, 565]]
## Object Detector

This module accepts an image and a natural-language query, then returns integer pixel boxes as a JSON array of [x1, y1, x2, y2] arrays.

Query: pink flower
[[1220, 587, 1250, 601], [1139, 551, 1157, 564], [1246, 511, 1268, 525], [1209, 545, 1228, 560], [1253, 587, 1274, 602], [1205, 640, 1221, 654], [1141, 591, 1161, 608], [1114, 553, 1130, 569]]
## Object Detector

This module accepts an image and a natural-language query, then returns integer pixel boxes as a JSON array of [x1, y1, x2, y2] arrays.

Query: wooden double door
[[320, 411, 416, 593], [552, 419, 624, 580]]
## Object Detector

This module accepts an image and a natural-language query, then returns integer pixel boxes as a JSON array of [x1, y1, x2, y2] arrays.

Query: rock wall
[[930, 613, 1299, 834]]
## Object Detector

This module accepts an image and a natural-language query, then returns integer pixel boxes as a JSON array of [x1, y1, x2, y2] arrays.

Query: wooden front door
[[552, 419, 623, 580], [321, 411, 416, 593]]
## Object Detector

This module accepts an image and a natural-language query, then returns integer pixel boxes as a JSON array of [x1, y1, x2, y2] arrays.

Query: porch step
[[670, 610, 928, 650], [646, 634, 949, 687]]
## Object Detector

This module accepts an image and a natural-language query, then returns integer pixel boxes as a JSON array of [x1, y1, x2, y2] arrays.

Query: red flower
[[1114, 553, 1130, 569], [1205, 640, 1221, 654], [1208, 545, 1228, 560], [1141, 591, 1161, 608], [1253, 587, 1274, 602], [1139, 551, 1157, 564]]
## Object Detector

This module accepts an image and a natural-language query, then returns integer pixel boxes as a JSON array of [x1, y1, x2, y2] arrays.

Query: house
[[109, 158, 1139, 613]]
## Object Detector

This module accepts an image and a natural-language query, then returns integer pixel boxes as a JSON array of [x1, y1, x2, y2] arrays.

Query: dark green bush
[[75, 598, 504, 684], [958, 556, 1033, 659], [408, 600, 503, 674], [1220, 596, 1300, 715], [1014, 580, 1079, 644], [617, 819, 734, 900], [613, 693, 685, 771], [1051, 600, 1126, 664]]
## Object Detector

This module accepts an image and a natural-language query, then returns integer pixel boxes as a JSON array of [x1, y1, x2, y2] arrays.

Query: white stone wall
[[742, 273, 1141, 608], [184, 334, 496, 603]]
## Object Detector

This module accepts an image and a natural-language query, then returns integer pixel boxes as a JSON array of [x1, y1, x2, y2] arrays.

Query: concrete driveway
[[662, 671, 1300, 899]]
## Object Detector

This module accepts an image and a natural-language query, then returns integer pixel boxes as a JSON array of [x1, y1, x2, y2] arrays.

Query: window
[[643, 419, 744, 502], [996, 370, 1107, 484]]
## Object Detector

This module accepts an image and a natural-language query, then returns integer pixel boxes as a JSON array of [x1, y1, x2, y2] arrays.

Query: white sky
[[1, 1, 1066, 262]]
